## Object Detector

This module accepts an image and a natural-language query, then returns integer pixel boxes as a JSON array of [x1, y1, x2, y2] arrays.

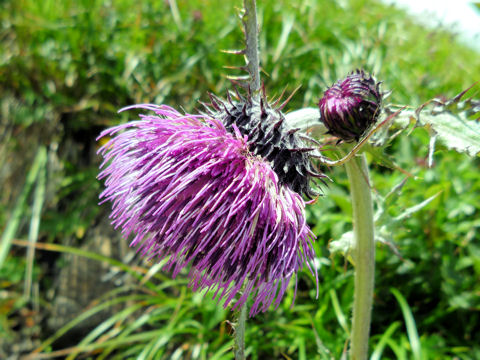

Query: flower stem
[[234, 302, 247, 360], [344, 152, 375, 360], [242, 0, 261, 94]]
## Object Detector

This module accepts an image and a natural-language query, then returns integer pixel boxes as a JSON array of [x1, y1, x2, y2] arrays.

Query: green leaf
[[389, 86, 480, 157], [419, 111, 480, 156]]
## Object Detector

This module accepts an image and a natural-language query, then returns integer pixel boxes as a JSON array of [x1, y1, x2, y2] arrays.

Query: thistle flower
[[98, 95, 324, 316], [319, 69, 382, 142]]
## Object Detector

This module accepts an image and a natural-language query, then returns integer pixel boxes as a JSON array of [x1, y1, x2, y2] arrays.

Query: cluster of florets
[[319, 69, 382, 142], [97, 95, 322, 316]]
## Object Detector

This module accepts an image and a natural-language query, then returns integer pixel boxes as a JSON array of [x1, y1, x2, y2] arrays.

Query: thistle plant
[[97, 1, 480, 359]]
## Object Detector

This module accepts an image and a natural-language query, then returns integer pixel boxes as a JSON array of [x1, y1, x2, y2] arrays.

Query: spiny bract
[[205, 91, 326, 199]]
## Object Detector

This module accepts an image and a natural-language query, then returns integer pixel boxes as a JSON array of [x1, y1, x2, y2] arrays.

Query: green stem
[[242, 0, 261, 94], [234, 302, 247, 360], [344, 153, 375, 360]]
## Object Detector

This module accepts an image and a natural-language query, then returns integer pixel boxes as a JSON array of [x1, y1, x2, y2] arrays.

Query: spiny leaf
[[387, 85, 480, 157], [421, 111, 480, 156]]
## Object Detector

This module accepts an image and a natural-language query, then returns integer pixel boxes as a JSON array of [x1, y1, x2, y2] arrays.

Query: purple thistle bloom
[[97, 104, 318, 316], [319, 69, 382, 142]]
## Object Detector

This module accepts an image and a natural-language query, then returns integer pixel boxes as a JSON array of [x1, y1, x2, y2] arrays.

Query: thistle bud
[[318, 70, 382, 142]]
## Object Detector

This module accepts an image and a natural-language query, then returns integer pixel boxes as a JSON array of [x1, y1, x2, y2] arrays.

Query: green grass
[[1, 0, 479, 358]]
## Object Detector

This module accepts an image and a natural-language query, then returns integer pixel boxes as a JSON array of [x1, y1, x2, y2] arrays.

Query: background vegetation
[[1, 0, 479, 358]]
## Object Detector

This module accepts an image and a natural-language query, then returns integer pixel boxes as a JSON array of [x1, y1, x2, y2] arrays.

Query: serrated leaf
[[388, 85, 480, 157], [418, 111, 480, 156]]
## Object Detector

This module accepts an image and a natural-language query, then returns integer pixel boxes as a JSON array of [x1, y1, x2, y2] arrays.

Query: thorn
[[225, 74, 250, 81], [226, 91, 234, 105], [198, 100, 214, 112], [305, 168, 325, 178], [221, 49, 246, 55], [221, 101, 233, 116], [287, 128, 300, 135], [208, 93, 223, 110], [230, 80, 247, 98], [223, 65, 248, 70], [271, 86, 288, 107], [241, 102, 247, 116], [208, 92, 221, 103], [298, 134, 323, 146], [449, 81, 479, 104], [260, 96, 265, 114], [278, 85, 302, 110], [225, 76, 249, 90], [260, 67, 271, 78], [273, 118, 283, 129]]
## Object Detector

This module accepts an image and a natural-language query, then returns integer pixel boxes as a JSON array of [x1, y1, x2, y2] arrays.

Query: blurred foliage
[[1, 0, 479, 358]]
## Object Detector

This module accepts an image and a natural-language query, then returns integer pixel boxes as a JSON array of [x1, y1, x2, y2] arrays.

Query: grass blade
[[24, 146, 47, 300], [391, 288, 422, 360], [0, 146, 47, 268], [273, 13, 294, 62], [329, 289, 350, 336], [11, 239, 157, 287], [371, 321, 401, 360]]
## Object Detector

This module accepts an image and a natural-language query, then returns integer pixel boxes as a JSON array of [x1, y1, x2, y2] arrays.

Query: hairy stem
[[344, 153, 375, 360], [242, 0, 261, 94], [234, 302, 248, 360]]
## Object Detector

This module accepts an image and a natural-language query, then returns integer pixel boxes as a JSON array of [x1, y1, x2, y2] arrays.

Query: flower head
[[98, 96, 323, 316], [319, 69, 382, 142]]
